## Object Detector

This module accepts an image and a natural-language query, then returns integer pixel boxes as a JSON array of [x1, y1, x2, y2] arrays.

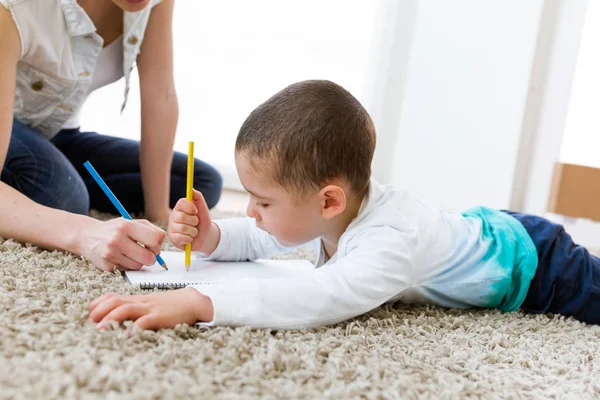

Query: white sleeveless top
[[62, 36, 124, 129], [0, 0, 161, 138]]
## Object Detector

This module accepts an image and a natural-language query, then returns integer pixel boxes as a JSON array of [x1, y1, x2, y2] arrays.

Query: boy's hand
[[168, 189, 220, 254], [88, 288, 214, 330]]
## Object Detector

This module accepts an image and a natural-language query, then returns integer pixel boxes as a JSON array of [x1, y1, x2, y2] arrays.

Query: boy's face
[[235, 154, 325, 246]]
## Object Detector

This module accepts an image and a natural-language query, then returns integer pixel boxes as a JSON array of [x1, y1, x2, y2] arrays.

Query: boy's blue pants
[[505, 211, 600, 324]]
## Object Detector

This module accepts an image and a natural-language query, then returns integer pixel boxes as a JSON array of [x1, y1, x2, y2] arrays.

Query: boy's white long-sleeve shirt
[[192, 179, 537, 329]]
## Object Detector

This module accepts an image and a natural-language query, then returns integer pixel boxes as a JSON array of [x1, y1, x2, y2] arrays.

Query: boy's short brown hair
[[235, 80, 376, 196]]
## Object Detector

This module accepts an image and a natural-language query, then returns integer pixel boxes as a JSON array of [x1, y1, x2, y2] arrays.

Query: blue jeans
[[1, 120, 222, 215], [504, 211, 600, 325]]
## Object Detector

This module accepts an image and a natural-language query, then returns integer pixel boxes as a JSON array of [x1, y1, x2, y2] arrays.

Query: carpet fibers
[[1, 212, 600, 399]]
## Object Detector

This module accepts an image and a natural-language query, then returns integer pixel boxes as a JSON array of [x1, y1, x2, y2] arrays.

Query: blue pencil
[[83, 161, 168, 270]]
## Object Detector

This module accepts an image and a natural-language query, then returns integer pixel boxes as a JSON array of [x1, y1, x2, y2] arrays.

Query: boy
[[89, 80, 600, 330]]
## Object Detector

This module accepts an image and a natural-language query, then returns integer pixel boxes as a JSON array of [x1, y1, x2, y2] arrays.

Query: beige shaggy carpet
[[1, 211, 600, 399]]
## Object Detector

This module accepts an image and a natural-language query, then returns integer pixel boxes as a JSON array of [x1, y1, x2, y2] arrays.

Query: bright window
[[560, 0, 600, 167]]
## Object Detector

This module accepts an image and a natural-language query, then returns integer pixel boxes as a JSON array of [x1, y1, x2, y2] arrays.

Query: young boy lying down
[[89, 80, 600, 330]]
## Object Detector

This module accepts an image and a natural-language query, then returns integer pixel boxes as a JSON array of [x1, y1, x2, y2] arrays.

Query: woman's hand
[[88, 287, 214, 330], [79, 218, 166, 272]]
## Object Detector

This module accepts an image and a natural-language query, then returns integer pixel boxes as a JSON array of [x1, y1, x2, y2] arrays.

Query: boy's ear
[[319, 185, 346, 220]]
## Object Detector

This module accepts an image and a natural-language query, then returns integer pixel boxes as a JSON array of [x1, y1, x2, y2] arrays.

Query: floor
[[2, 221, 599, 398], [3, 190, 600, 397]]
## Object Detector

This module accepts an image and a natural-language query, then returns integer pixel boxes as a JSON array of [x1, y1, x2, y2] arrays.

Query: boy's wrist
[[199, 222, 221, 254], [185, 287, 214, 322]]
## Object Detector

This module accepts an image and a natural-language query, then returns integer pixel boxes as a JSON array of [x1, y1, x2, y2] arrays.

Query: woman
[[0, 0, 222, 272]]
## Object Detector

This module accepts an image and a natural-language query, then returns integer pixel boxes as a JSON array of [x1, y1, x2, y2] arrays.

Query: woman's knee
[[52, 176, 90, 214], [170, 152, 223, 209], [3, 123, 90, 215], [30, 171, 90, 214], [3, 165, 90, 215]]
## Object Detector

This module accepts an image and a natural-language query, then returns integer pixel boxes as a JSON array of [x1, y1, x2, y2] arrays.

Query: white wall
[[370, 0, 544, 211]]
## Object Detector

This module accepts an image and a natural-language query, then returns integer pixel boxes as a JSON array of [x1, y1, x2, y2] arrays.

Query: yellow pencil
[[185, 141, 194, 270]]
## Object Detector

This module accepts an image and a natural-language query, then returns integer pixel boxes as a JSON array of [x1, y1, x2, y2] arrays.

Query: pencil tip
[[162, 263, 168, 271]]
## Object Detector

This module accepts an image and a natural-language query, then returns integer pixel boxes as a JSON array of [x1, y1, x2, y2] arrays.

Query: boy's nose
[[246, 202, 260, 220]]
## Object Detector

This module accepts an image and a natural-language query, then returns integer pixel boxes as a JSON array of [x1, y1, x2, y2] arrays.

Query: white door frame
[[363, 0, 418, 184], [510, 0, 589, 214]]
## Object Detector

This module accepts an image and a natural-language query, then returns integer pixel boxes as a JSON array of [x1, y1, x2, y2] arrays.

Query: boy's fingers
[[89, 296, 131, 323], [175, 224, 198, 238], [174, 198, 198, 215], [134, 314, 160, 330], [168, 233, 193, 249], [126, 293, 153, 302], [170, 210, 199, 227], [89, 293, 117, 312], [99, 303, 149, 327]]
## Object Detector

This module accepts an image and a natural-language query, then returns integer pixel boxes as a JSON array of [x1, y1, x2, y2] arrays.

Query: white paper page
[[124, 251, 314, 285]]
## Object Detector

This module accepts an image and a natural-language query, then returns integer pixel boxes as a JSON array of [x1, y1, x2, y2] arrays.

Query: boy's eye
[[256, 202, 269, 208]]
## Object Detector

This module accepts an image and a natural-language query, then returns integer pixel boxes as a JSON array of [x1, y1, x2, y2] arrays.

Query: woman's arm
[[0, 5, 19, 172], [0, 7, 88, 256], [136, 0, 178, 224], [0, 7, 167, 272]]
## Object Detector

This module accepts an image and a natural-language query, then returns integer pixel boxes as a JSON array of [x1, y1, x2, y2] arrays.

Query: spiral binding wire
[[140, 282, 189, 290]]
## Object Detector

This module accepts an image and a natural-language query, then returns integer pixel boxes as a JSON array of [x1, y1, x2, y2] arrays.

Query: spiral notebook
[[123, 251, 314, 289]]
